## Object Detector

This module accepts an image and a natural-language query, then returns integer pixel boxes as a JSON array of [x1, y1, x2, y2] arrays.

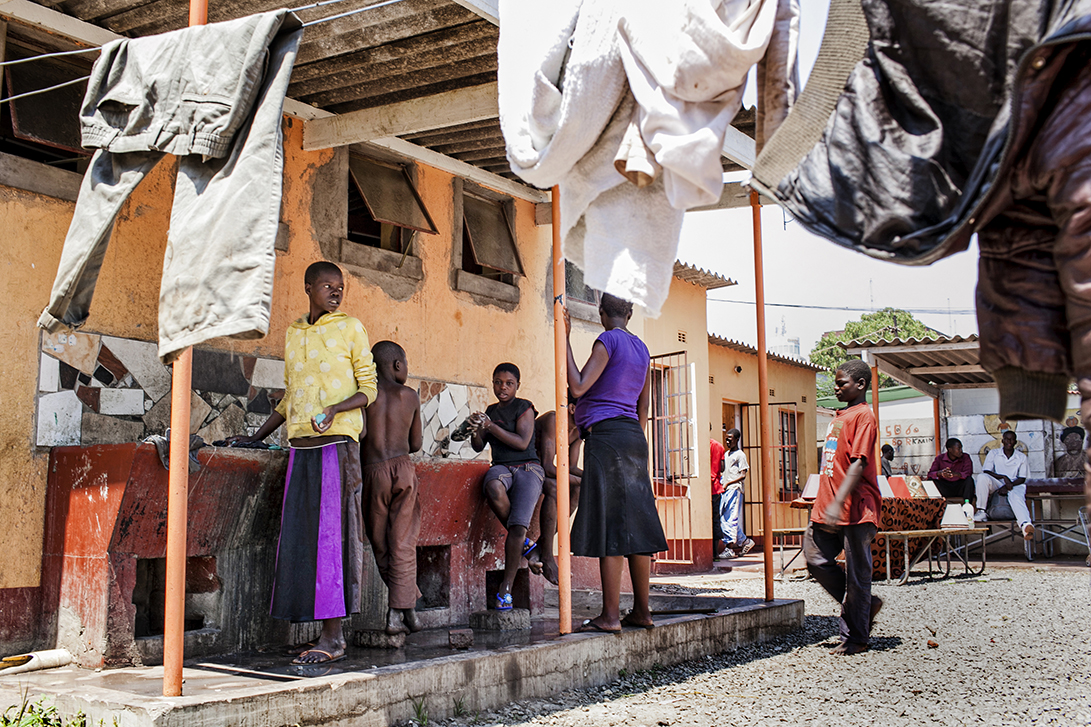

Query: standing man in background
[[721, 428, 755, 558], [710, 435, 726, 559]]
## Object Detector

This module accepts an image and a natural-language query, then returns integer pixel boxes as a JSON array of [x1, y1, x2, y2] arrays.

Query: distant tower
[[770, 316, 801, 357]]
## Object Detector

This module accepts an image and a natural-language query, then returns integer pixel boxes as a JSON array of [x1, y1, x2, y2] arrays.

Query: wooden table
[[882, 528, 988, 585]]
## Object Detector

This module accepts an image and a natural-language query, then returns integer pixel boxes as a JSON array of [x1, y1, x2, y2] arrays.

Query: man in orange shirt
[[804, 359, 883, 655], [710, 436, 726, 558]]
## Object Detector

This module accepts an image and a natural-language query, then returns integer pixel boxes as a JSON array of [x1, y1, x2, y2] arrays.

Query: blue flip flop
[[521, 538, 537, 559], [495, 592, 513, 610]]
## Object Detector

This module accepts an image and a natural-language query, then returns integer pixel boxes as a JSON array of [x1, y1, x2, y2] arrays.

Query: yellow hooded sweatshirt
[[275, 311, 377, 441]]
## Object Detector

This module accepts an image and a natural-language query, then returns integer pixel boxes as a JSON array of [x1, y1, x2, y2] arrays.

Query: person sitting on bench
[[927, 438, 974, 502], [973, 430, 1034, 541]]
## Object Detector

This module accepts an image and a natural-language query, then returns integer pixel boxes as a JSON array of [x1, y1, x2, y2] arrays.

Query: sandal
[[521, 538, 537, 559], [495, 592, 513, 611], [290, 648, 345, 665], [576, 619, 621, 634]]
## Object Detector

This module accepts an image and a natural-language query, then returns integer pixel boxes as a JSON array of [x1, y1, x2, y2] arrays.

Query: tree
[[810, 308, 936, 398]]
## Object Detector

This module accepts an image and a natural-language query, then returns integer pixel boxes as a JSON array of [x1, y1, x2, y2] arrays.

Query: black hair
[[372, 340, 405, 368], [881, 444, 894, 455], [305, 260, 342, 285], [493, 362, 520, 382], [599, 292, 633, 319], [945, 437, 963, 449], [837, 358, 872, 388], [1061, 426, 1085, 441], [1001, 429, 1017, 440], [726, 427, 742, 441]]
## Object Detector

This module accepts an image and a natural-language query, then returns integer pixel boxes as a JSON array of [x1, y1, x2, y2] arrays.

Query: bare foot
[[385, 608, 410, 635], [524, 543, 544, 576], [541, 557, 559, 586], [400, 608, 421, 633]]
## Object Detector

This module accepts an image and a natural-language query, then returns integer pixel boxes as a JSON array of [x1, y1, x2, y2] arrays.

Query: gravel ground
[[424, 569, 1091, 727]]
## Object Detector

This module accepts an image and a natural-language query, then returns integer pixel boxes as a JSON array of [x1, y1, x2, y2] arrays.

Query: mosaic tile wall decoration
[[411, 379, 492, 461], [37, 332, 287, 448], [36, 333, 501, 463]]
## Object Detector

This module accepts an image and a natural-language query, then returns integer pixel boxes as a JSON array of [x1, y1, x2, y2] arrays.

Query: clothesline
[[0, 46, 100, 67], [300, 0, 409, 27], [0, 75, 89, 105]]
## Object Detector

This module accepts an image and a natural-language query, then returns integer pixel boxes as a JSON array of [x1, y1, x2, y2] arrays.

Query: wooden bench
[[882, 528, 988, 585]]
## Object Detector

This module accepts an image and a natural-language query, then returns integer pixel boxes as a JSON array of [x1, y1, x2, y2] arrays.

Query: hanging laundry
[[749, 0, 1091, 423], [37, 10, 303, 363], [498, 0, 797, 316]]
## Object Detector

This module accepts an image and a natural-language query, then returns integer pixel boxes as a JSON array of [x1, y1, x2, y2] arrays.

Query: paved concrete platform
[[0, 596, 802, 727]]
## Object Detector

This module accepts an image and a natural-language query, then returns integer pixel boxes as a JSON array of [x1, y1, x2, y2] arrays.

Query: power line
[[707, 298, 976, 315]]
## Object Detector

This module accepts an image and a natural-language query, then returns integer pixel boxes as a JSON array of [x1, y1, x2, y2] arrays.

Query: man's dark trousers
[[804, 522, 877, 646]]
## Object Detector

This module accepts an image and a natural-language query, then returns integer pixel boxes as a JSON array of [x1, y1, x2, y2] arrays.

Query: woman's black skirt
[[571, 416, 668, 558]]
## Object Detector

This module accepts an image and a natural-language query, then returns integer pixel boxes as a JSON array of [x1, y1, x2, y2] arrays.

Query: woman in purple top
[[565, 293, 668, 633]]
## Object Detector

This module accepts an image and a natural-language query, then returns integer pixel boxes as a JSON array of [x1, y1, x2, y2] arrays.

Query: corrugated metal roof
[[708, 334, 824, 372], [673, 261, 735, 290], [841, 334, 991, 388]]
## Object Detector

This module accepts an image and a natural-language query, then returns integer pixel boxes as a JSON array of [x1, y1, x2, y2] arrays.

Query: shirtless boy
[[362, 341, 424, 635], [534, 400, 582, 585]]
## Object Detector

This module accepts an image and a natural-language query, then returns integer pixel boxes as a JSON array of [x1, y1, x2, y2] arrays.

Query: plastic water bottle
[[962, 499, 975, 527]]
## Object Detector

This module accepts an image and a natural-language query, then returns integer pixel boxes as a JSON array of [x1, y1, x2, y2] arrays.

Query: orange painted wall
[[1, 118, 558, 589]]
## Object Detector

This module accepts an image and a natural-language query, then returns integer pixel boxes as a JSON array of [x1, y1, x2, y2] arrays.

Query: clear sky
[[675, 0, 980, 357]]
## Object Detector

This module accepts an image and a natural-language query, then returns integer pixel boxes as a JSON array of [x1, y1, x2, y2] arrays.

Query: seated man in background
[[927, 438, 974, 502], [973, 430, 1033, 541], [880, 444, 894, 477]]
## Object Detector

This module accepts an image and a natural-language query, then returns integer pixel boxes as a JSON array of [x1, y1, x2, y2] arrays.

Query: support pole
[[163, 0, 206, 698], [750, 190, 774, 603], [871, 365, 881, 468], [552, 186, 572, 634], [163, 348, 192, 696], [933, 395, 942, 456]]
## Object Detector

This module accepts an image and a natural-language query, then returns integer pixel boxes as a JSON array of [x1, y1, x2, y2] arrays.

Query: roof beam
[[874, 357, 941, 399], [0, 0, 117, 46], [690, 180, 775, 211], [363, 136, 547, 203], [721, 125, 756, 169], [303, 82, 499, 150], [450, 0, 498, 25], [906, 364, 986, 376]]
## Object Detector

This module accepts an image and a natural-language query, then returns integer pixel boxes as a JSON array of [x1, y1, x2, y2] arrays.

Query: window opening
[[779, 408, 800, 500], [648, 350, 696, 565], [346, 154, 436, 254], [462, 192, 522, 277], [565, 260, 597, 304], [1, 44, 89, 172]]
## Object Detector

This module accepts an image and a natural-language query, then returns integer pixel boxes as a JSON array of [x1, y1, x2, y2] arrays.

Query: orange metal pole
[[933, 395, 941, 456], [871, 365, 881, 469], [751, 190, 775, 603], [163, 347, 192, 696], [552, 186, 572, 634], [163, 0, 206, 698]]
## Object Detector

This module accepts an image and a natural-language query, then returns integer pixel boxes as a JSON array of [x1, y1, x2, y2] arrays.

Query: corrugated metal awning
[[841, 334, 990, 397]]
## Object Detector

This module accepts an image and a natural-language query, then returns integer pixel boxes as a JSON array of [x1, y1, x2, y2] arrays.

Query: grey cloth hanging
[[38, 10, 303, 363]]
